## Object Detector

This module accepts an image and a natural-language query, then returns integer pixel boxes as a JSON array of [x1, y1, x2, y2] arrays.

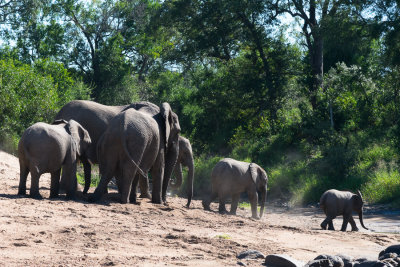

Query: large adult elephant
[[89, 108, 162, 204], [54, 100, 180, 204]]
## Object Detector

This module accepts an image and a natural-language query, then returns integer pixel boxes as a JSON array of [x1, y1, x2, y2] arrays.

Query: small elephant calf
[[18, 119, 91, 199], [320, 189, 369, 231], [202, 158, 268, 219]]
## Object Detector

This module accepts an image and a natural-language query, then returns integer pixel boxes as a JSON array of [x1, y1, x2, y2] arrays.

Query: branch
[[66, 8, 95, 61]]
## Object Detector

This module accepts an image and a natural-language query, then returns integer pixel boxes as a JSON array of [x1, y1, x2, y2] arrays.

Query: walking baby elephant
[[18, 120, 91, 199], [202, 158, 268, 219], [320, 189, 369, 231]]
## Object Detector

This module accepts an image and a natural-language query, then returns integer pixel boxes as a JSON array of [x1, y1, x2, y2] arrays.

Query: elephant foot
[[229, 211, 237, 215], [320, 222, 327, 230], [251, 215, 261, 220], [49, 193, 59, 199], [31, 193, 43, 200], [65, 194, 76, 201], [151, 197, 162, 204], [351, 228, 359, 232], [139, 192, 151, 199], [17, 189, 26, 196], [88, 194, 100, 203], [218, 209, 228, 215], [202, 200, 211, 211]]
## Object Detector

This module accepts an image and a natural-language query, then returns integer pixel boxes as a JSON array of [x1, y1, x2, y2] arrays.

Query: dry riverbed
[[0, 150, 399, 266]]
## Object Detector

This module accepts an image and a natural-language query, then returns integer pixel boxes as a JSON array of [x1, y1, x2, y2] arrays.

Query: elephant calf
[[18, 120, 91, 199], [320, 189, 369, 231], [202, 158, 268, 219]]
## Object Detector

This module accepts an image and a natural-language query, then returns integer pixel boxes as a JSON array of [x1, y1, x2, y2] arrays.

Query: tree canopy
[[1, 0, 400, 204]]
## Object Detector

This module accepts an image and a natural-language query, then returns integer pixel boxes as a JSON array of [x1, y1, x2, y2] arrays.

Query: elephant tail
[[120, 123, 148, 180], [22, 144, 39, 174]]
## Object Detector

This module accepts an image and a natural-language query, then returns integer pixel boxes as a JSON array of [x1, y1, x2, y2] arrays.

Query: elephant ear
[[356, 190, 365, 206], [249, 163, 258, 185], [161, 102, 172, 148], [67, 120, 83, 157]]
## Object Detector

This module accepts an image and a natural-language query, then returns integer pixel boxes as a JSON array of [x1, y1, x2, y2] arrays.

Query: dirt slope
[[0, 150, 399, 266]]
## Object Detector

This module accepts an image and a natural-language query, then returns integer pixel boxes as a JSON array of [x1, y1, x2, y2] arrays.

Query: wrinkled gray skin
[[202, 158, 268, 219], [320, 189, 368, 231], [89, 108, 162, 204], [55, 100, 180, 204], [170, 136, 194, 208], [18, 120, 91, 199]]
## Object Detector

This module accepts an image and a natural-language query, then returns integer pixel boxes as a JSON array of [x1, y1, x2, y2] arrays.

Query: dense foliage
[[1, 0, 400, 205]]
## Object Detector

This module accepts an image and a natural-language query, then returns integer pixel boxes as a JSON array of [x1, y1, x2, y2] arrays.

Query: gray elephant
[[202, 158, 268, 219], [88, 108, 162, 204], [320, 189, 368, 231], [170, 136, 194, 208], [18, 119, 91, 199], [55, 100, 180, 204]]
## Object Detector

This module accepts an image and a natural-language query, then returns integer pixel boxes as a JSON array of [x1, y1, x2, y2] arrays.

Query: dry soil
[[0, 150, 399, 266]]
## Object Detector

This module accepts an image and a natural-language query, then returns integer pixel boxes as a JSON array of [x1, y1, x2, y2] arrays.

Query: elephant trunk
[[162, 142, 179, 202], [259, 187, 267, 218], [171, 163, 183, 189], [358, 210, 368, 230], [185, 158, 194, 208]]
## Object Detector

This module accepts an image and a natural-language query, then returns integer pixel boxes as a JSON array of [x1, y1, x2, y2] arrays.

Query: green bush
[[186, 155, 222, 197], [0, 58, 92, 152]]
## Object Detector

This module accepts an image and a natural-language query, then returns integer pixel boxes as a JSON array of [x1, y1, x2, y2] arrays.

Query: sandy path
[[0, 150, 399, 266]]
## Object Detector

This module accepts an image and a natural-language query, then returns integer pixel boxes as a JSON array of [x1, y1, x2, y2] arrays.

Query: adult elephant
[[89, 108, 162, 204], [55, 100, 180, 204]]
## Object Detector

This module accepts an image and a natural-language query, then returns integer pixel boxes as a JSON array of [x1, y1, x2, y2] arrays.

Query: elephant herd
[[17, 100, 368, 230]]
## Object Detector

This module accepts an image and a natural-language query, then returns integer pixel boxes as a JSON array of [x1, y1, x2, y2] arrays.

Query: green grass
[[214, 234, 231, 240], [76, 165, 101, 188]]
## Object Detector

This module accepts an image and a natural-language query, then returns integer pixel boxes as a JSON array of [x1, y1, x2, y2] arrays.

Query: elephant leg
[[151, 155, 164, 204], [328, 221, 335, 230], [129, 174, 140, 204], [89, 170, 113, 203], [29, 170, 42, 199], [120, 161, 137, 204], [349, 216, 359, 231], [82, 157, 91, 194], [49, 169, 61, 198], [229, 193, 240, 215], [162, 145, 178, 204], [341, 215, 350, 231], [202, 191, 217, 211], [321, 216, 335, 230], [63, 161, 78, 200], [320, 218, 328, 230], [218, 197, 228, 214], [138, 174, 151, 199], [18, 164, 29, 195], [248, 191, 259, 219]]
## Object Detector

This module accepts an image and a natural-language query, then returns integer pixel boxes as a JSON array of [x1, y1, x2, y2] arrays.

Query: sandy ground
[[0, 150, 399, 266]]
